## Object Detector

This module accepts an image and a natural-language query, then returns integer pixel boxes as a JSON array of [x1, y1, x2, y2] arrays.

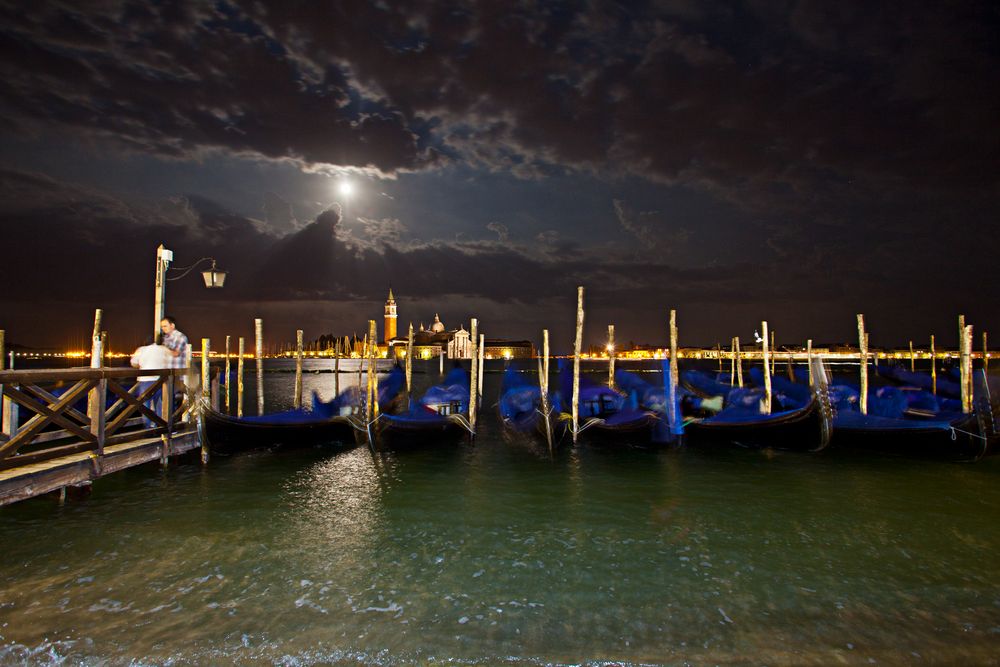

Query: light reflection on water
[[0, 360, 998, 665]]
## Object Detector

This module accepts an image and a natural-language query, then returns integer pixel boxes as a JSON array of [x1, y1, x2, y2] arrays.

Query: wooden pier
[[0, 366, 199, 506]]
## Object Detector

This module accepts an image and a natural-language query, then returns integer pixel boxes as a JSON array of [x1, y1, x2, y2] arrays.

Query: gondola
[[498, 366, 558, 444], [200, 366, 405, 455], [376, 366, 474, 448], [683, 358, 833, 452], [556, 362, 663, 445], [771, 366, 998, 460]]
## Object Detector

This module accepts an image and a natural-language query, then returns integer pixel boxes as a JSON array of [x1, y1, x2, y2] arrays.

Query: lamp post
[[153, 244, 227, 338]]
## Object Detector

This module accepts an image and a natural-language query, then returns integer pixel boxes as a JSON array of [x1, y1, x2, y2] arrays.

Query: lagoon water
[[1, 359, 999, 665]]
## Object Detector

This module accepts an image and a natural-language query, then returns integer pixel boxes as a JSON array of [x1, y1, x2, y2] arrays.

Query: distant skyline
[[1, 2, 998, 351]]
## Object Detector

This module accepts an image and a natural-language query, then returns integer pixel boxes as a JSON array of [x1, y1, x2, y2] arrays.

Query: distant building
[[383, 289, 397, 343], [384, 299, 534, 359]]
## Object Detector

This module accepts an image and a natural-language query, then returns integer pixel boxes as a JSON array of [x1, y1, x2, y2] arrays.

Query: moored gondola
[[377, 366, 473, 448]]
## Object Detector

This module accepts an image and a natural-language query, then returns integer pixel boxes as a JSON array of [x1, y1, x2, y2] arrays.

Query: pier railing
[[0, 367, 192, 470]]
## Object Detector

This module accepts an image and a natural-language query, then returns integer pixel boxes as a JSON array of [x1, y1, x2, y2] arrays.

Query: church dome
[[431, 313, 445, 333]]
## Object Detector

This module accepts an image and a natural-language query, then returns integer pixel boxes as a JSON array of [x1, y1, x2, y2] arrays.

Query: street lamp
[[152, 244, 227, 338]]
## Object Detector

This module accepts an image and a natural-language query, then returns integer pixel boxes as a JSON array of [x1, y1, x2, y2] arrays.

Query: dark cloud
[[2, 170, 996, 351], [2, 1, 996, 209]]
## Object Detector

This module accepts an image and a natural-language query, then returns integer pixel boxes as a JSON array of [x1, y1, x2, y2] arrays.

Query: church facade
[[382, 292, 533, 360]]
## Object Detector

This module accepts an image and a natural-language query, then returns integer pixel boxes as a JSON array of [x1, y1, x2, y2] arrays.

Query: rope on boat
[[949, 426, 987, 442], [448, 413, 476, 436]]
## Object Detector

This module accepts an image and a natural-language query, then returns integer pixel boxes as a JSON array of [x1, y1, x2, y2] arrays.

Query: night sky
[[1, 1, 998, 352]]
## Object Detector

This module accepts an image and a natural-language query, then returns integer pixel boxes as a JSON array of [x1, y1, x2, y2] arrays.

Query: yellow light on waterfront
[[503, 349, 512, 360]]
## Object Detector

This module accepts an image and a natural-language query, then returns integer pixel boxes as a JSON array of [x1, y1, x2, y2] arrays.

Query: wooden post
[[540, 329, 553, 453], [356, 335, 365, 405], [405, 323, 414, 400], [857, 314, 868, 415], [334, 339, 340, 397], [211, 369, 220, 411], [761, 320, 772, 415], [366, 320, 379, 422], [807, 339, 814, 387], [224, 335, 231, 413], [440, 346, 445, 376], [984, 331, 989, 373], [735, 336, 743, 387], [100, 331, 108, 366], [717, 342, 723, 374], [930, 334, 936, 396], [965, 324, 976, 412], [469, 318, 478, 434], [961, 322, 972, 414], [201, 337, 211, 463], [88, 309, 106, 456], [0, 329, 15, 440], [294, 329, 304, 409], [201, 338, 211, 401], [572, 286, 584, 444], [161, 372, 175, 465], [729, 337, 736, 385], [909, 340, 915, 372], [608, 324, 616, 388], [770, 329, 776, 376], [668, 310, 679, 433], [255, 318, 264, 416], [237, 337, 245, 418], [478, 333, 485, 400]]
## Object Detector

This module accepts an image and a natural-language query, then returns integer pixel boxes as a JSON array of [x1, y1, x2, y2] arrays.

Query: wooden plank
[[0, 367, 182, 384], [0, 429, 199, 506]]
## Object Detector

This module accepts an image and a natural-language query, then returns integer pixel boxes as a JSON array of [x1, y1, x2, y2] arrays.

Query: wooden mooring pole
[[608, 324, 616, 389], [540, 329, 553, 454], [333, 338, 340, 397], [237, 337, 245, 417], [88, 309, 106, 458], [770, 329, 776, 376], [668, 310, 679, 433], [405, 323, 414, 402], [761, 320, 772, 415], [255, 318, 264, 416], [807, 339, 814, 387], [729, 337, 736, 385], [469, 318, 478, 436], [735, 336, 743, 387], [201, 338, 211, 463], [930, 334, 936, 396], [960, 320, 972, 414], [984, 331, 990, 374], [857, 314, 868, 415], [224, 335, 231, 413], [294, 329, 304, 409], [478, 333, 485, 401], [909, 340, 915, 372], [572, 286, 584, 444]]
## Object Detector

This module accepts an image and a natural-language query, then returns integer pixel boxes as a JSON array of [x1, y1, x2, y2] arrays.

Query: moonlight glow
[[337, 180, 354, 198]]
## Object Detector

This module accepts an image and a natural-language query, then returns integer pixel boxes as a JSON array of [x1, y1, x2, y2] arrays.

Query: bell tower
[[384, 288, 397, 343]]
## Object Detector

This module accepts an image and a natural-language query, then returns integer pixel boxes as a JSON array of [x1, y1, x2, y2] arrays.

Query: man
[[160, 316, 189, 368], [130, 335, 167, 427]]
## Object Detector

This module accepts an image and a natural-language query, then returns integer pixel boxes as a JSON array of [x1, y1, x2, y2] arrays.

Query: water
[[2, 360, 999, 665]]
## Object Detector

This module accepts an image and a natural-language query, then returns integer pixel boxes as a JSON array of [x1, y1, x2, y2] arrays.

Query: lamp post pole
[[153, 244, 173, 338]]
